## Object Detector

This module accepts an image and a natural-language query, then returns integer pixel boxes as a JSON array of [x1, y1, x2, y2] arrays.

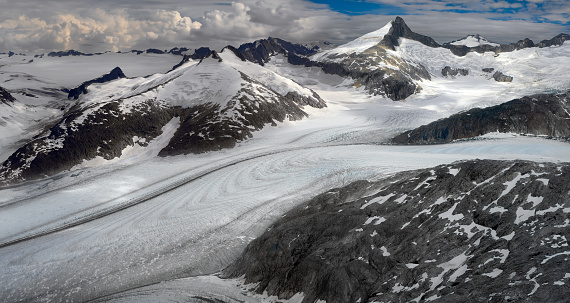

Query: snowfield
[[0, 37, 569, 301]]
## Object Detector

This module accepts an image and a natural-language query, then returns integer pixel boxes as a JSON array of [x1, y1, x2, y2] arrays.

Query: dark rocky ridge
[[392, 90, 570, 144], [0, 86, 16, 105], [48, 50, 94, 57], [223, 159, 570, 303], [67, 67, 127, 99], [237, 37, 318, 66]]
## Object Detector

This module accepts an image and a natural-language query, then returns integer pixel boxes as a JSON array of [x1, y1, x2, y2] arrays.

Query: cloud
[[0, 0, 567, 54], [0, 9, 201, 53]]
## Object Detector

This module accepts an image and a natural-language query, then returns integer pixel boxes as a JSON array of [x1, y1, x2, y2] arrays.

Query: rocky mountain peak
[[379, 16, 441, 50]]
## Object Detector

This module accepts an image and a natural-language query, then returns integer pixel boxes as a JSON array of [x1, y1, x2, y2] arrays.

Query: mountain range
[[0, 16, 569, 303]]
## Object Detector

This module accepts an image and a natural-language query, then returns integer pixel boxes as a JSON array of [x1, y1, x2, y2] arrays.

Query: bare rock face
[[442, 66, 469, 77], [493, 71, 513, 82], [392, 90, 570, 144], [223, 159, 570, 303]]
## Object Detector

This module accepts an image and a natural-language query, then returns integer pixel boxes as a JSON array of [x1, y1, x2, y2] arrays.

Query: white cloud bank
[[0, 0, 567, 54], [0, 9, 201, 53]]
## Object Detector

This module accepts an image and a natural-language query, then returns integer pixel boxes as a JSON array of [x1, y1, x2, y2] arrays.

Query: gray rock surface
[[493, 71, 513, 82], [223, 159, 570, 303], [442, 66, 469, 77], [392, 90, 570, 144]]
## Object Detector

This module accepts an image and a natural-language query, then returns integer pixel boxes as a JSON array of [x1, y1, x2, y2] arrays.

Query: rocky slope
[[392, 90, 570, 144], [223, 159, 570, 303], [0, 50, 325, 184]]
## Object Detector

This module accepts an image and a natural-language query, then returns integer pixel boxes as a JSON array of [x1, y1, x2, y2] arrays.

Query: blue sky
[[307, 0, 404, 15], [307, 0, 569, 24], [0, 0, 567, 53]]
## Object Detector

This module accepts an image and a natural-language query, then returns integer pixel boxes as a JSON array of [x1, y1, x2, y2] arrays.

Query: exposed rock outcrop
[[493, 71, 513, 82], [442, 66, 469, 77], [224, 159, 570, 303], [0, 86, 16, 105], [392, 90, 570, 144]]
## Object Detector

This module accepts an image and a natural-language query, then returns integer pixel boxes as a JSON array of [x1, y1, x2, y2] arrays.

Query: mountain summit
[[312, 16, 438, 59], [379, 16, 441, 49]]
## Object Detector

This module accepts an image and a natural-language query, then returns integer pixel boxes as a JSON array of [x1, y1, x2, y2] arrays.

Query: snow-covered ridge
[[311, 21, 394, 60], [0, 49, 326, 183], [447, 34, 500, 47]]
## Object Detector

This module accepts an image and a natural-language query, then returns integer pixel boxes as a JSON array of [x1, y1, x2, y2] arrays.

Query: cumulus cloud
[[0, 0, 567, 53], [0, 9, 201, 53]]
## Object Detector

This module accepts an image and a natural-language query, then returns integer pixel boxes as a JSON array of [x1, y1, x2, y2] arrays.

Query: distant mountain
[[66, 67, 127, 99], [442, 33, 569, 56], [224, 159, 570, 302], [392, 90, 570, 144], [444, 34, 500, 47], [538, 33, 570, 47], [0, 49, 325, 184], [48, 50, 95, 57], [272, 16, 568, 100], [237, 37, 319, 66]]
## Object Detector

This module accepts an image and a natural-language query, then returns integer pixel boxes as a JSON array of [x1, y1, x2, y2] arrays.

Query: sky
[[0, 0, 568, 54]]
